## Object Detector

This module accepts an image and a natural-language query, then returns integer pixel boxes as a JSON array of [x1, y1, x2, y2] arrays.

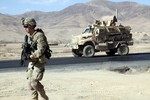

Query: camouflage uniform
[[22, 18, 49, 100]]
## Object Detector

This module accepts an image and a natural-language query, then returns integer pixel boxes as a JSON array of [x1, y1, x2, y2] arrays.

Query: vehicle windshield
[[83, 28, 93, 34]]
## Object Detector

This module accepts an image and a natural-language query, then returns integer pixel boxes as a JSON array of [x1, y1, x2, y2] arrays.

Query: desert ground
[[0, 41, 150, 100], [0, 65, 150, 100]]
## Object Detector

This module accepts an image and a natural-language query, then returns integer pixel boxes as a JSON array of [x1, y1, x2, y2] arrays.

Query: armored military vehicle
[[70, 16, 133, 57]]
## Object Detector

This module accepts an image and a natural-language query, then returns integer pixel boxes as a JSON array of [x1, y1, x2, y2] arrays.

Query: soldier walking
[[21, 18, 49, 100]]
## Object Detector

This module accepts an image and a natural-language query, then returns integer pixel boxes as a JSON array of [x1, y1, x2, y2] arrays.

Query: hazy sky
[[0, 0, 149, 15]]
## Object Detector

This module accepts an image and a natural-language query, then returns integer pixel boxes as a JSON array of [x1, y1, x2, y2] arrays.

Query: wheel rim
[[83, 45, 95, 57], [118, 44, 129, 55], [85, 47, 92, 55]]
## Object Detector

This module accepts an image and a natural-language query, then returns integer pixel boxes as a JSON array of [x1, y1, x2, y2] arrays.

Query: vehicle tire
[[117, 44, 129, 56], [106, 49, 116, 56], [83, 45, 95, 57], [72, 49, 82, 57]]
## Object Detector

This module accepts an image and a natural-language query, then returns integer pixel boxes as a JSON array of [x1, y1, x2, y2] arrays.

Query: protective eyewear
[[24, 25, 29, 28]]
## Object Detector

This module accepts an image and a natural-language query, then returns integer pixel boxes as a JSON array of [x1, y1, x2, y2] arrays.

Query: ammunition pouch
[[44, 47, 52, 59]]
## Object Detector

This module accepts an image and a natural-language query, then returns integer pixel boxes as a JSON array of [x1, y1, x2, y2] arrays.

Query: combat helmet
[[21, 17, 36, 26]]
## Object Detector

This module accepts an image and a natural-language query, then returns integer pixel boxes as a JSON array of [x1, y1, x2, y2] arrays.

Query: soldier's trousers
[[27, 62, 49, 100]]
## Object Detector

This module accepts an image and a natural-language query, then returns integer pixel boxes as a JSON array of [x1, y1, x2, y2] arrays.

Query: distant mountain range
[[0, 0, 150, 43]]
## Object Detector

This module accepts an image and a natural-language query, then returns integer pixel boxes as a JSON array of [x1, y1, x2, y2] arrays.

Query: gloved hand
[[29, 55, 37, 61], [29, 55, 34, 59]]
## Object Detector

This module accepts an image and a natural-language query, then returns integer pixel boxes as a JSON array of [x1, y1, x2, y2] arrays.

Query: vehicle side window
[[83, 28, 93, 34]]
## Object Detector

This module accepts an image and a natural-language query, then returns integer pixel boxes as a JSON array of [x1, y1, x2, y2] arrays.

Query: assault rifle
[[20, 35, 31, 66]]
